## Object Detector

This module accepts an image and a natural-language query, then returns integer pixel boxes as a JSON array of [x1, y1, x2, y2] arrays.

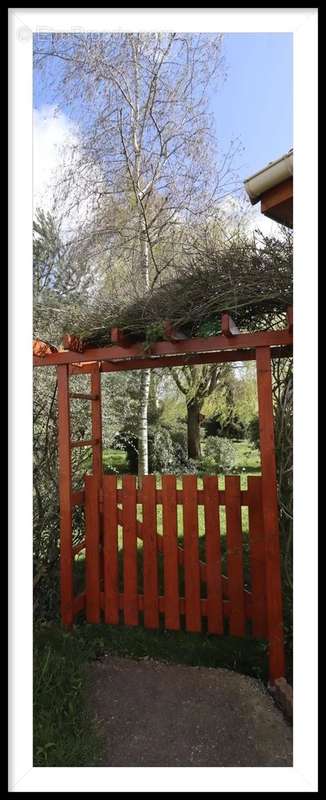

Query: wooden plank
[[221, 312, 240, 337], [111, 327, 133, 346], [118, 487, 251, 505], [69, 362, 99, 375], [247, 476, 267, 638], [70, 438, 99, 448], [62, 333, 86, 352], [75, 345, 292, 376], [116, 502, 245, 601], [256, 347, 285, 681], [203, 476, 223, 634], [122, 475, 138, 626], [71, 489, 85, 507], [57, 365, 74, 626], [261, 176, 293, 214], [33, 328, 293, 367], [162, 475, 180, 630], [69, 392, 99, 400], [142, 475, 159, 628], [33, 338, 58, 356], [91, 366, 103, 481], [225, 476, 246, 636], [103, 475, 119, 624], [85, 474, 101, 623], [182, 475, 201, 632], [99, 592, 252, 619]]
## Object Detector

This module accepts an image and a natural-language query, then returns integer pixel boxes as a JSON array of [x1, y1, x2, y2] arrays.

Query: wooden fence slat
[[162, 475, 180, 630], [142, 475, 159, 628], [103, 475, 119, 624], [122, 475, 138, 626], [182, 475, 201, 632], [225, 476, 246, 636], [85, 475, 101, 623], [203, 476, 223, 634], [247, 477, 267, 638]]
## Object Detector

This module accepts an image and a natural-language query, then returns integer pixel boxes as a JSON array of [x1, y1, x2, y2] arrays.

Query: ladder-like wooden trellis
[[33, 310, 293, 683]]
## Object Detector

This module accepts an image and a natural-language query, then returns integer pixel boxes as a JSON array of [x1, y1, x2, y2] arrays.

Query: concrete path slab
[[88, 656, 292, 767]]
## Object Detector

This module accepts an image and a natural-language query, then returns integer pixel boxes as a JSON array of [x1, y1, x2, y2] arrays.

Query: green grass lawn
[[232, 440, 261, 473], [33, 620, 268, 767], [83, 439, 261, 478]]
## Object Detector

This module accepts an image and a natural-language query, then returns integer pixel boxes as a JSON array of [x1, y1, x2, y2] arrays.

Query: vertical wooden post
[[91, 364, 103, 584], [256, 347, 285, 681], [91, 364, 103, 481], [57, 364, 74, 626]]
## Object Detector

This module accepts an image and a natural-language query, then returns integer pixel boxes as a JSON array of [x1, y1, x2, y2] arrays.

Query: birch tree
[[34, 32, 235, 474]]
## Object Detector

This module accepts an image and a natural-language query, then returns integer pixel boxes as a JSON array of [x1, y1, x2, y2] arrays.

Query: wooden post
[[57, 364, 74, 626], [91, 364, 103, 584], [91, 364, 103, 481], [256, 347, 285, 682]]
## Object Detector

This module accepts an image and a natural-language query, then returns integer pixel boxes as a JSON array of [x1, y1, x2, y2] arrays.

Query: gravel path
[[87, 656, 292, 767]]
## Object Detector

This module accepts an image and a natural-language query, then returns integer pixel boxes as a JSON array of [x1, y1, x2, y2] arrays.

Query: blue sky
[[213, 33, 292, 179], [34, 32, 292, 209]]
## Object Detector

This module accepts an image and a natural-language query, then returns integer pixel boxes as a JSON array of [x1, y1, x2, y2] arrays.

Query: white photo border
[[8, 7, 318, 793]]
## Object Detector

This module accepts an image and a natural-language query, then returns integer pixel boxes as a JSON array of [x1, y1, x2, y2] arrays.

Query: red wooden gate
[[33, 317, 292, 684], [81, 473, 268, 641]]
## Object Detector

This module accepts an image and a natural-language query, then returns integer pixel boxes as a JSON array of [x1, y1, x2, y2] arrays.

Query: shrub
[[203, 414, 247, 441], [201, 436, 236, 473], [248, 416, 260, 449], [148, 426, 175, 473], [112, 431, 138, 472], [112, 424, 198, 474]]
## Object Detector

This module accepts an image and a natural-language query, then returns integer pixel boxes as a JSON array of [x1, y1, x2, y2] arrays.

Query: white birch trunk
[[137, 213, 151, 477]]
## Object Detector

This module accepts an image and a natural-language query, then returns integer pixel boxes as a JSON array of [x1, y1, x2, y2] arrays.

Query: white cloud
[[33, 104, 79, 215], [33, 106, 281, 244], [33, 105, 102, 236]]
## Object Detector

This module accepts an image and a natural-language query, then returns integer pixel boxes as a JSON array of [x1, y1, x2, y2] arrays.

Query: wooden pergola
[[33, 309, 293, 682]]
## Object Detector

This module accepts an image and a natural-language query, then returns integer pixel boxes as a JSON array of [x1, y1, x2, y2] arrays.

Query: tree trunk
[[138, 367, 151, 477], [137, 214, 151, 477], [186, 398, 202, 459]]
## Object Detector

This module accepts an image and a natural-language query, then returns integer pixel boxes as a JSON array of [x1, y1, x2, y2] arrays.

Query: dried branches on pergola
[[37, 235, 292, 351]]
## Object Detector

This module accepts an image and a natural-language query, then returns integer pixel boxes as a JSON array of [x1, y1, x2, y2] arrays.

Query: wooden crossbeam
[[67, 344, 292, 375], [34, 328, 293, 368], [70, 438, 99, 449], [69, 392, 99, 401]]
